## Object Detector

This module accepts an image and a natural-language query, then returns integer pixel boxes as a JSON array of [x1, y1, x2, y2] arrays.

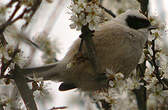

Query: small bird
[[22, 10, 154, 91]]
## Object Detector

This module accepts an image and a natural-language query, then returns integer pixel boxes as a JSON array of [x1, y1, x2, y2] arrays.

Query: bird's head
[[114, 10, 156, 31], [114, 10, 157, 45]]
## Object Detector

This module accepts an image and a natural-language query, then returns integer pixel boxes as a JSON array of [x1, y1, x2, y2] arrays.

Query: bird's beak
[[148, 25, 158, 31]]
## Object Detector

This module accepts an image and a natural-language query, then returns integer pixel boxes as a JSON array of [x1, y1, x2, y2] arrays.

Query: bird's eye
[[126, 15, 151, 29]]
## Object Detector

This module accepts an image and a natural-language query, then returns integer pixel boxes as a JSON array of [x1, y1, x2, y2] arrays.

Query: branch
[[0, 0, 40, 47], [0, 33, 7, 46], [49, 106, 68, 110], [6, 0, 17, 7], [133, 85, 147, 110], [0, 74, 13, 79], [0, 0, 42, 34], [135, 62, 147, 110], [99, 4, 116, 18], [0, 1, 22, 33], [10, 8, 28, 24], [28, 0, 42, 18], [151, 38, 168, 89], [99, 100, 111, 110], [137, 0, 149, 16], [80, 25, 102, 74], [134, 1, 149, 110], [0, 2, 26, 47], [0, 104, 4, 110], [13, 65, 38, 110], [23, 0, 42, 27], [7, 1, 21, 22]]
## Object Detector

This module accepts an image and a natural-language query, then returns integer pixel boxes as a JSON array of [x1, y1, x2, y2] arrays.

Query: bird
[[21, 10, 155, 91]]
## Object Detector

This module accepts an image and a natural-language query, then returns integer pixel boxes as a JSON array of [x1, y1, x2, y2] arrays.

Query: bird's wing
[[92, 21, 142, 74]]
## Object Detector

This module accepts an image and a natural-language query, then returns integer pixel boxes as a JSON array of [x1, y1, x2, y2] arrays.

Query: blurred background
[[0, 0, 168, 110]]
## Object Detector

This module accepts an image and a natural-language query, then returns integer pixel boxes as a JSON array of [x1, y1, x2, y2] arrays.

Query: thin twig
[[99, 4, 116, 18], [49, 106, 68, 110], [6, 0, 18, 7], [10, 8, 28, 24], [151, 38, 168, 89], [7, 1, 21, 22], [0, 4, 26, 33], [23, 0, 42, 27], [28, 0, 42, 18]]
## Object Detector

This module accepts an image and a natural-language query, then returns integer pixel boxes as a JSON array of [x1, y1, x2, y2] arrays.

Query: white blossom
[[32, 72, 44, 82], [69, 0, 105, 31], [0, 45, 27, 73]]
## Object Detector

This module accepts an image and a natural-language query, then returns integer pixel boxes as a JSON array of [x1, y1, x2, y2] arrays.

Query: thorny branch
[[151, 38, 168, 89], [134, 0, 149, 110], [0, 1, 42, 110], [135, 1, 168, 110], [133, 85, 147, 110], [151, 38, 163, 82], [0, 1, 25, 46], [0, 104, 4, 110], [13, 65, 38, 110]]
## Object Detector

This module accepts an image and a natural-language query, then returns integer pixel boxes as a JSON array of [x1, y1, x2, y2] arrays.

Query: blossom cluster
[[92, 65, 168, 110], [0, 45, 27, 73], [33, 33, 58, 64], [69, 0, 105, 31], [102, 0, 139, 15], [91, 69, 142, 110]]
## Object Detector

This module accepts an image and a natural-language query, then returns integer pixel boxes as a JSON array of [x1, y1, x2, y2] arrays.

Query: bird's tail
[[21, 63, 61, 80]]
